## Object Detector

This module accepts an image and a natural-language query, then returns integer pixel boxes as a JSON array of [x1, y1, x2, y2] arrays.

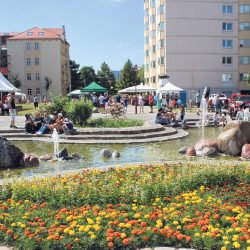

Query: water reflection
[[1, 127, 226, 179]]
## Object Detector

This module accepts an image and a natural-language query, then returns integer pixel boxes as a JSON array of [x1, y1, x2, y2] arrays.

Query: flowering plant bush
[[0, 163, 249, 249]]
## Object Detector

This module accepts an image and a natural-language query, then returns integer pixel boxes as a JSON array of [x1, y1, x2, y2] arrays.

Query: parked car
[[234, 95, 250, 108], [209, 94, 227, 104]]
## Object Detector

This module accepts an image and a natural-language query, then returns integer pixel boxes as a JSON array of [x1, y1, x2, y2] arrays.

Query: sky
[[0, 0, 144, 71]]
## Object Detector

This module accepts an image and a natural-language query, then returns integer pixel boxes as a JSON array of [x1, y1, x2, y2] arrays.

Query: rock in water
[[201, 147, 217, 157], [24, 155, 40, 167], [101, 149, 112, 158], [58, 148, 68, 158], [241, 144, 250, 159], [186, 146, 196, 156], [0, 136, 25, 168], [112, 151, 121, 158], [178, 146, 188, 154]]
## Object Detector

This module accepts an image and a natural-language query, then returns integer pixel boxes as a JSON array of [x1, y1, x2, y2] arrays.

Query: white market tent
[[118, 84, 156, 93], [157, 82, 183, 93], [0, 72, 20, 92], [67, 89, 82, 96]]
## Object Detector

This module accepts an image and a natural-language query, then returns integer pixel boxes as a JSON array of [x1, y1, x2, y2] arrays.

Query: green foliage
[[11, 74, 21, 88], [43, 97, 93, 126], [70, 59, 82, 90], [97, 62, 115, 92], [137, 65, 144, 84], [119, 59, 140, 90], [66, 99, 93, 126], [79, 66, 97, 87], [86, 117, 144, 128]]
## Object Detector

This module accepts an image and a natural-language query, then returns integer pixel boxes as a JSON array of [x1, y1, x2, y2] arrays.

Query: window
[[153, 76, 156, 83], [26, 43, 31, 50], [27, 89, 32, 96], [144, 22, 149, 30], [240, 56, 250, 64], [222, 39, 233, 48], [158, 22, 165, 31], [240, 39, 250, 47], [239, 73, 249, 81], [144, 8, 149, 16], [35, 73, 40, 81], [222, 22, 233, 31], [157, 5, 164, 14], [145, 36, 149, 44], [160, 39, 164, 48], [160, 56, 165, 65], [150, 15, 156, 24], [27, 32, 33, 36], [36, 88, 40, 95], [152, 45, 156, 53], [222, 73, 232, 82], [222, 57, 232, 65], [38, 32, 44, 36], [26, 58, 31, 66], [27, 73, 31, 80], [151, 61, 156, 68], [34, 43, 39, 50], [35, 58, 39, 66], [150, 30, 156, 38], [150, 0, 155, 8], [146, 50, 149, 57], [240, 22, 250, 30], [240, 5, 250, 13], [223, 5, 233, 14], [145, 64, 149, 70]]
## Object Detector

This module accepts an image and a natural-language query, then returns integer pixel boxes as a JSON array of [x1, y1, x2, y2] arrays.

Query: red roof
[[7, 27, 65, 41], [0, 32, 20, 37]]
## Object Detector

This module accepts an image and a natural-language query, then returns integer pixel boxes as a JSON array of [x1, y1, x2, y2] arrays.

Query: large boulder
[[217, 127, 247, 156], [0, 136, 25, 168], [195, 139, 218, 151], [241, 144, 250, 159], [223, 121, 250, 142], [201, 147, 217, 157], [101, 149, 112, 158]]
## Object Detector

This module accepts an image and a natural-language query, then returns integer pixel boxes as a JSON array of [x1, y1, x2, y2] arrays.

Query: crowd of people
[[24, 111, 74, 135]]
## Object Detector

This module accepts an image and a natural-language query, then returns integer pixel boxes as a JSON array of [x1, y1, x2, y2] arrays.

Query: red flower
[[123, 238, 129, 245]]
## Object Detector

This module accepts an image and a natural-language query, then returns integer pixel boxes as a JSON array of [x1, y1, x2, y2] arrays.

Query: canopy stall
[[67, 89, 82, 96], [157, 82, 183, 93], [0, 72, 20, 92], [81, 82, 107, 93], [118, 84, 156, 93]]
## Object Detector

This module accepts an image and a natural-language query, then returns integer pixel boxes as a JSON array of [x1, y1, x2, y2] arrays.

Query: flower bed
[[0, 163, 249, 249]]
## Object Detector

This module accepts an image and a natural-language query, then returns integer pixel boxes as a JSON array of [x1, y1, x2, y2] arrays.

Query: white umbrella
[[118, 84, 156, 93]]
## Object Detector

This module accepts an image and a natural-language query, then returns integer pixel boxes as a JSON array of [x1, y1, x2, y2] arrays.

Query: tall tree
[[79, 66, 97, 87], [119, 59, 139, 89], [44, 77, 52, 101], [11, 74, 21, 88], [70, 60, 82, 90], [97, 62, 115, 92], [137, 65, 144, 84]]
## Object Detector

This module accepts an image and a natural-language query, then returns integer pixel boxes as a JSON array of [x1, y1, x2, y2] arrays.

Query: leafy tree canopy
[[80, 66, 97, 87], [12, 74, 21, 88], [70, 60, 82, 90], [97, 62, 115, 92]]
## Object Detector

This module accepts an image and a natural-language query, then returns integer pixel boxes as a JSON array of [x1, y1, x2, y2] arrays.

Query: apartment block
[[5, 26, 70, 100], [144, 0, 250, 97]]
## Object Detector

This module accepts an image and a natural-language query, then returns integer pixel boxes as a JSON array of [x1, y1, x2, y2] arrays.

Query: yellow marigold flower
[[223, 236, 228, 240], [132, 206, 138, 211], [118, 223, 126, 228], [120, 233, 126, 238], [134, 213, 141, 219], [173, 221, 179, 225], [235, 227, 241, 232], [126, 223, 132, 228], [10, 223, 16, 227], [69, 230, 75, 236], [221, 247, 227, 250], [90, 234, 96, 240], [247, 247, 250, 250], [87, 218, 94, 225], [64, 228, 70, 234], [155, 198, 160, 202], [74, 237, 80, 243], [195, 233, 200, 237], [232, 235, 239, 241], [79, 226, 85, 232], [233, 242, 240, 248], [66, 216, 73, 222], [20, 224, 26, 228], [177, 225, 182, 230], [224, 241, 230, 245]]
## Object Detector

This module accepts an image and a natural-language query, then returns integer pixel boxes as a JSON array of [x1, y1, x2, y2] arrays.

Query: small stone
[[39, 154, 53, 161], [178, 146, 188, 154], [112, 151, 121, 158], [58, 148, 68, 158], [186, 146, 196, 156], [201, 147, 217, 157], [101, 149, 112, 158], [24, 155, 39, 167], [241, 144, 250, 159]]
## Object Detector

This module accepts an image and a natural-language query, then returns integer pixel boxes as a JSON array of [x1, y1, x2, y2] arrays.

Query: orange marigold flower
[[123, 238, 129, 245], [108, 242, 114, 248]]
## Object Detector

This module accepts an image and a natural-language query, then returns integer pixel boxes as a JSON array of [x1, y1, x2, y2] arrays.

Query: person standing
[[195, 90, 201, 115], [149, 93, 154, 113], [33, 95, 39, 109], [8, 92, 17, 128]]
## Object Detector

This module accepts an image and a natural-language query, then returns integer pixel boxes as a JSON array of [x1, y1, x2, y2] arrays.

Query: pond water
[[0, 127, 234, 179]]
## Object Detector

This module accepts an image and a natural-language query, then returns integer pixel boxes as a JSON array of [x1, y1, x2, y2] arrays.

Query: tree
[[119, 59, 139, 90], [79, 66, 97, 87], [137, 65, 144, 84], [44, 77, 52, 101], [11, 74, 21, 88], [70, 60, 82, 90], [97, 62, 115, 92]]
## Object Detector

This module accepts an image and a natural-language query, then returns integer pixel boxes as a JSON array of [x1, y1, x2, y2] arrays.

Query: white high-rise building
[[144, 0, 250, 97]]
